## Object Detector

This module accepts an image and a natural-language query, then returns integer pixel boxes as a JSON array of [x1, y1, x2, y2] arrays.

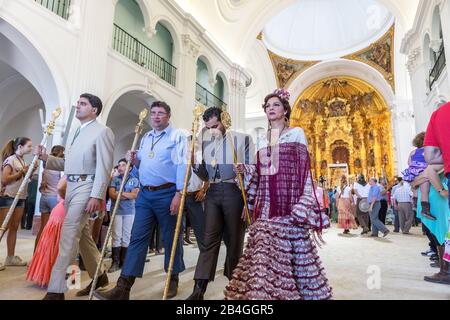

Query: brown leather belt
[[142, 182, 175, 191], [186, 191, 198, 197]]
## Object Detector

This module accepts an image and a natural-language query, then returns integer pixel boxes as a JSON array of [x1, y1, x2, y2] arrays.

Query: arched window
[[112, 0, 176, 85], [428, 6, 446, 90]]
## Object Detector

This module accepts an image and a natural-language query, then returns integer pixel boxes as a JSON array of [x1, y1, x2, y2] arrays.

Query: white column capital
[[406, 47, 421, 73], [181, 34, 200, 59]]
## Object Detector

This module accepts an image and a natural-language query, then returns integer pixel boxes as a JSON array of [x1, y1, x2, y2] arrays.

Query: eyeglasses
[[150, 112, 168, 117]]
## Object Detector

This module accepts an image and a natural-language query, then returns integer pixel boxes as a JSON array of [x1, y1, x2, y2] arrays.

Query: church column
[[372, 127, 382, 178], [229, 64, 251, 131], [174, 34, 200, 129], [70, 0, 116, 124], [66, 0, 117, 127], [359, 130, 367, 176], [390, 100, 415, 174]]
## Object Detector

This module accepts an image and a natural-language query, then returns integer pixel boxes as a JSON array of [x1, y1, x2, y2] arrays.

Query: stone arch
[[214, 70, 229, 103], [105, 89, 158, 161], [288, 59, 394, 107], [102, 84, 163, 122], [0, 16, 69, 147], [431, 5, 443, 42], [196, 54, 215, 86]]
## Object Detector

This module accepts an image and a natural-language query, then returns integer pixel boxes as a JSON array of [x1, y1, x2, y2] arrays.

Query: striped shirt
[[393, 183, 412, 203]]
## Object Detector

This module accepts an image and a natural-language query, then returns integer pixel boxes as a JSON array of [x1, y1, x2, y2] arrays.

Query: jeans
[[369, 201, 388, 236], [121, 186, 185, 277]]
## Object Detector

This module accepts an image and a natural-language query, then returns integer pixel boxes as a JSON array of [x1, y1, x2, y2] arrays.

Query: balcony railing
[[35, 0, 71, 19], [429, 44, 446, 90], [195, 83, 227, 109], [112, 24, 176, 86]]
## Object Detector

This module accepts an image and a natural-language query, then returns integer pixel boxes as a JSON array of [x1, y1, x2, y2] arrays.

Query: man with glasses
[[94, 101, 187, 299]]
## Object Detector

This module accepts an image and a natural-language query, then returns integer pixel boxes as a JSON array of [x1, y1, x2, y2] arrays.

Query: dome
[[262, 0, 394, 61]]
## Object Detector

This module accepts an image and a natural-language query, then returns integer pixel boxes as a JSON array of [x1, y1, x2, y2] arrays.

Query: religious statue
[[368, 149, 375, 167]]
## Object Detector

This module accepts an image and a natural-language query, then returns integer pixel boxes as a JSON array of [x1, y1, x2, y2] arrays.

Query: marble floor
[[0, 224, 449, 300]]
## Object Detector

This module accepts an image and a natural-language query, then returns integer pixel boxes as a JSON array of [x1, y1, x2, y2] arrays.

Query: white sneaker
[[4, 256, 27, 267], [0, 262, 5, 271]]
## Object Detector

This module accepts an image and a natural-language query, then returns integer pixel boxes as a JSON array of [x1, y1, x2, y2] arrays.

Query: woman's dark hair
[[1, 137, 31, 161], [118, 158, 127, 165], [51, 145, 65, 157], [150, 101, 171, 116], [202, 107, 222, 122], [262, 93, 292, 120], [80, 93, 103, 116], [412, 132, 426, 148]]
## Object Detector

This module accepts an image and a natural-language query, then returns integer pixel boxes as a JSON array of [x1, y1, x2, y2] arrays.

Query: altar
[[328, 163, 349, 188]]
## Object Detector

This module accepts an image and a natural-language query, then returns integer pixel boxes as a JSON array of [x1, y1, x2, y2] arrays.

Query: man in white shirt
[[393, 180, 414, 234], [352, 174, 371, 234]]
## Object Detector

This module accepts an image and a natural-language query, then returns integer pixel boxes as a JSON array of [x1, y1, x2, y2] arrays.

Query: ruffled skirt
[[337, 198, 358, 230], [402, 161, 427, 182], [224, 219, 332, 300], [26, 200, 65, 287]]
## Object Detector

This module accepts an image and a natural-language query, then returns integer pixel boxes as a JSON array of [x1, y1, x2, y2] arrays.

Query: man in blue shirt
[[368, 178, 390, 237], [107, 158, 139, 273], [95, 101, 187, 300]]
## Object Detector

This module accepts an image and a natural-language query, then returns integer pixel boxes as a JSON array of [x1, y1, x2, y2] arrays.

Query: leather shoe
[[186, 279, 208, 300], [43, 292, 65, 300], [166, 274, 179, 299], [94, 276, 135, 300], [76, 272, 109, 296]]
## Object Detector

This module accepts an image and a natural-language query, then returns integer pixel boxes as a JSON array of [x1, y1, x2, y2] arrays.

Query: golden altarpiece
[[260, 25, 397, 187], [290, 77, 396, 187]]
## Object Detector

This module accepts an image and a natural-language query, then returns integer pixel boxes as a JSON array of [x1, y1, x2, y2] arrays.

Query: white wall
[[0, 0, 244, 148], [402, 0, 450, 131]]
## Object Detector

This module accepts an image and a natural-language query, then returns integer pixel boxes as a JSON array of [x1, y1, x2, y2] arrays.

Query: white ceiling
[[262, 0, 394, 61]]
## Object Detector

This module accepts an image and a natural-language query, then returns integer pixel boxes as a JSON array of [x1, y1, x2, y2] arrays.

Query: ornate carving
[[406, 47, 421, 73], [291, 76, 395, 183], [297, 78, 375, 119], [181, 34, 200, 59], [344, 24, 395, 92], [268, 50, 318, 88]]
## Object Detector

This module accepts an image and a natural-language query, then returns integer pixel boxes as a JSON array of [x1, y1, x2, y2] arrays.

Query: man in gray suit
[[187, 107, 255, 300], [35, 93, 115, 300]]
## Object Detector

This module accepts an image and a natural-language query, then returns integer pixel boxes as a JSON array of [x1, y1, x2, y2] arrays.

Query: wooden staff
[[88, 108, 148, 300], [0, 107, 62, 243], [221, 111, 252, 226], [162, 103, 205, 300]]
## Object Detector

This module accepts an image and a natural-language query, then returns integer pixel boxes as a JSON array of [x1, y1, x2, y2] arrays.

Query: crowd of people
[[0, 89, 448, 300]]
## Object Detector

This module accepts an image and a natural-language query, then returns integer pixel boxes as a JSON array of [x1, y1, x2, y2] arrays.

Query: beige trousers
[[48, 181, 106, 293]]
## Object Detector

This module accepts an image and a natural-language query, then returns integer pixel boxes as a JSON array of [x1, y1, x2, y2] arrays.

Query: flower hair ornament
[[274, 88, 290, 101]]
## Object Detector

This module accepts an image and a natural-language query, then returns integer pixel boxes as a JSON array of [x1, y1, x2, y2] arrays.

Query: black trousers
[[184, 194, 206, 251], [423, 224, 439, 254], [148, 222, 163, 251], [194, 182, 245, 281], [22, 200, 35, 230], [379, 200, 388, 225]]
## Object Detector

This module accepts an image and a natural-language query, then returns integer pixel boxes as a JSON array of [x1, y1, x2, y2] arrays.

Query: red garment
[[252, 142, 324, 232], [424, 102, 450, 174], [27, 200, 66, 287]]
